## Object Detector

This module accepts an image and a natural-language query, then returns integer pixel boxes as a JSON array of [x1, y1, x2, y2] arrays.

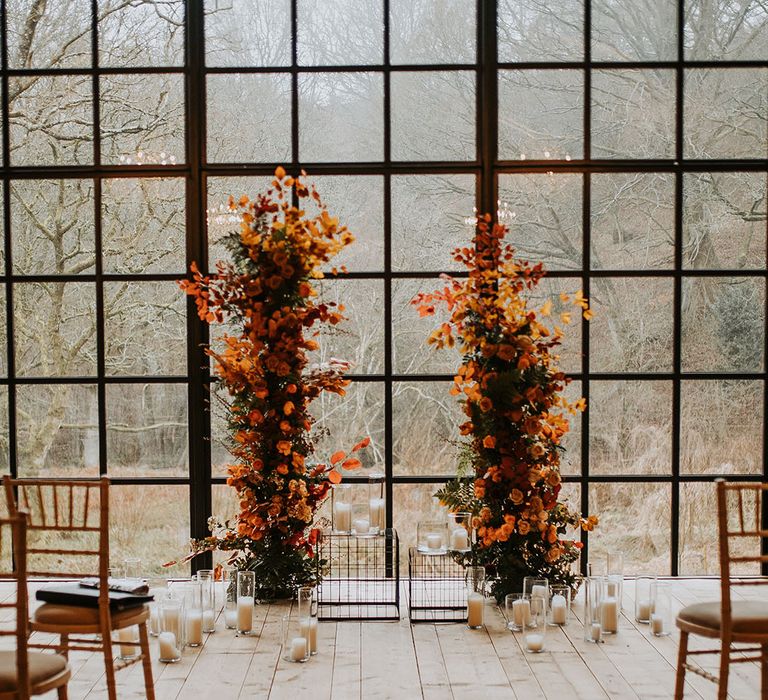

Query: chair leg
[[102, 632, 118, 700], [761, 643, 767, 700], [718, 641, 730, 700], [138, 621, 155, 700], [58, 632, 70, 660], [57, 683, 69, 700], [675, 630, 689, 699]]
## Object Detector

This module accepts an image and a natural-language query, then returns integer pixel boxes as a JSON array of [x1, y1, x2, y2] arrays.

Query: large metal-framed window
[[1, 1, 765, 575]]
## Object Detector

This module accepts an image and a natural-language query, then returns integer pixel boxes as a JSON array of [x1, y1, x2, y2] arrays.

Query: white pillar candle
[[353, 517, 370, 535], [290, 636, 308, 662], [237, 596, 254, 632], [202, 609, 215, 631], [369, 498, 385, 531], [186, 610, 203, 645], [450, 527, 469, 551], [224, 608, 238, 629], [300, 617, 318, 654], [426, 533, 443, 550], [512, 599, 531, 626], [158, 631, 180, 661], [591, 622, 602, 642], [600, 598, 619, 633], [163, 606, 181, 639], [636, 599, 653, 620], [118, 626, 137, 658], [531, 584, 548, 600], [334, 502, 352, 531], [467, 591, 484, 628], [650, 613, 665, 635], [525, 633, 545, 652], [606, 580, 617, 597], [551, 595, 567, 625]]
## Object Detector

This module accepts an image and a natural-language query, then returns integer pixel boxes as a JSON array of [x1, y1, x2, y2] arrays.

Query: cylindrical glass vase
[[465, 566, 485, 629], [417, 520, 448, 554], [549, 586, 570, 626], [282, 615, 310, 663], [197, 569, 216, 633], [237, 571, 256, 635], [368, 472, 386, 534], [634, 576, 657, 623], [650, 581, 671, 637], [351, 503, 376, 537], [523, 577, 549, 624], [223, 569, 238, 630], [146, 577, 167, 637], [505, 593, 530, 632], [583, 576, 604, 644], [159, 597, 184, 663], [332, 484, 353, 534], [607, 552, 624, 608], [524, 597, 547, 653], [447, 512, 472, 553], [298, 586, 319, 656], [184, 581, 204, 647]]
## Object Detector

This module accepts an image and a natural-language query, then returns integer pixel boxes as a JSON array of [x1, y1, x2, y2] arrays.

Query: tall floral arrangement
[[413, 214, 598, 601], [179, 167, 366, 598]]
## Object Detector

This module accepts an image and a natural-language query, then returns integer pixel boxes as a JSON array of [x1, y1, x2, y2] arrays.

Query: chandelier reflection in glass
[[464, 200, 516, 227]]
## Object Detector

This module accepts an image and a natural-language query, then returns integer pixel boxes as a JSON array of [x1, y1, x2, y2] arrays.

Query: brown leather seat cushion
[[32, 603, 148, 627], [0, 651, 68, 692], [678, 601, 768, 635]]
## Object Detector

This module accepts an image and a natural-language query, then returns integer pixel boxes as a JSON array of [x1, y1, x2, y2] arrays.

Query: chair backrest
[[716, 479, 768, 632], [0, 511, 32, 698], [2, 476, 111, 615]]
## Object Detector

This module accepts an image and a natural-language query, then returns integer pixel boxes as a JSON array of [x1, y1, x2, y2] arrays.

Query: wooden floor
[[23, 579, 766, 700]]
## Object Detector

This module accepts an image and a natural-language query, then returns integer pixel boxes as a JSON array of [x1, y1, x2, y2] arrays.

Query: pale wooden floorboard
[[7, 578, 764, 700]]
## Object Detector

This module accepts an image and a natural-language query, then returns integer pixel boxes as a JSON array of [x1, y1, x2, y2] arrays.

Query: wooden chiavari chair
[[675, 479, 768, 699], [0, 511, 70, 700], [2, 477, 154, 700]]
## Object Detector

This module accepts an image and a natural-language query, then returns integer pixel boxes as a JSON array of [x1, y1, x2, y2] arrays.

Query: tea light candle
[[353, 518, 370, 535], [601, 598, 619, 633], [590, 622, 602, 642], [118, 626, 136, 657], [186, 610, 203, 645], [369, 498, 385, 531], [512, 598, 531, 626], [551, 594, 567, 625], [158, 631, 180, 661], [224, 608, 237, 629], [237, 595, 254, 632], [334, 502, 351, 532], [300, 617, 318, 654], [450, 527, 469, 551], [650, 613, 665, 635], [290, 636, 308, 662], [427, 533, 443, 550], [467, 592, 484, 627], [525, 633, 545, 652], [636, 599, 653, 620], [202, 609, 215, 631]]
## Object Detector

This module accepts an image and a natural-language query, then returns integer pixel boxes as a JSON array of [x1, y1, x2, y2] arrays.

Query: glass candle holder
[[465, 566, 485, 629], [607, 551, 624, 609], [600, 578, 620, 635], [524, 597, 547, 653], [583, 576, 604, 644], [332, 484, 353, 534], [159, 597, 184, 662], [650, 581, 671, 637], [368, 472, 386, 534], [417, 520, 448, 554], [236, 570, 256, 635], [298, 586, 319, 656], [447, 512, 472, 553], [282, 614, 310, 663], [523, 577, 549, 624], [184, 581, 204, 647], [123, 557, 142, 582], [549, 586, 570, 626], [223, 569, 238, 630], [505, 593, 530, 632], [146, 577, 168, 637], [117, 625, 139, 660], [634, 576, 657, 623], [197, 569, 216, 633], [351, 503, 376, 537]]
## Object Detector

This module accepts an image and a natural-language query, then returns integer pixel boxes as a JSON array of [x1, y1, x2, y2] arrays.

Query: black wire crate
[[316, 528, 400, 620], [408, 546, 468, 623]]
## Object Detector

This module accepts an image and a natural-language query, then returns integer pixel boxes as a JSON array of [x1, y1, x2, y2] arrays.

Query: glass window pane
[[112, 486, 190, 575], [681, 380, 763, 476], [101, 74, 185, 166], [685, 1, 768, 60], [102, 178, 186, 274], [0, 286, 6, 377], [98, 0, 184, 67], [0, 188, 4, 267], [11, 179, 95, 275], [561, 381, 582, 476], [16, 384, 99, 477], [106, 383, 188, 477], [497, 0, 583, 62], [391, 174, 475, 272], [297, 0, 383, 65], [391, 71, 475, 162], [306, 176, 384, 273], [684, 68, 768, 159], [591, 70, 676, 159], [592, 0, 676, 61], [393, 482, 447, 568], [498, 173, 582, 271], [299, 72, 384, 162], [589, 380, 672, 475], [390, 0, 476, 64], [204, 0, 291, 67], [207, 74, 292, 163], [14, 282, 97, 378], [591, 173, 674, 270], [588, 482, 671, 574], [498, 70, 584, 160], [682, 277, 765, 372], [104, 281, 187, 376], [393, 381, 462, 477], [683, 172, 767, 270], [7, 0, 91, 68], [312, 279, 384, 375], [9, 76, 93, 166], [0, 387, 7, 474], [590, 278, 674, 373], [392, 278, 462, 375]]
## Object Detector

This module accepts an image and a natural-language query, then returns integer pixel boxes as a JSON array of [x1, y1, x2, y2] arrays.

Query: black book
[[36, 583, 153, 610]]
